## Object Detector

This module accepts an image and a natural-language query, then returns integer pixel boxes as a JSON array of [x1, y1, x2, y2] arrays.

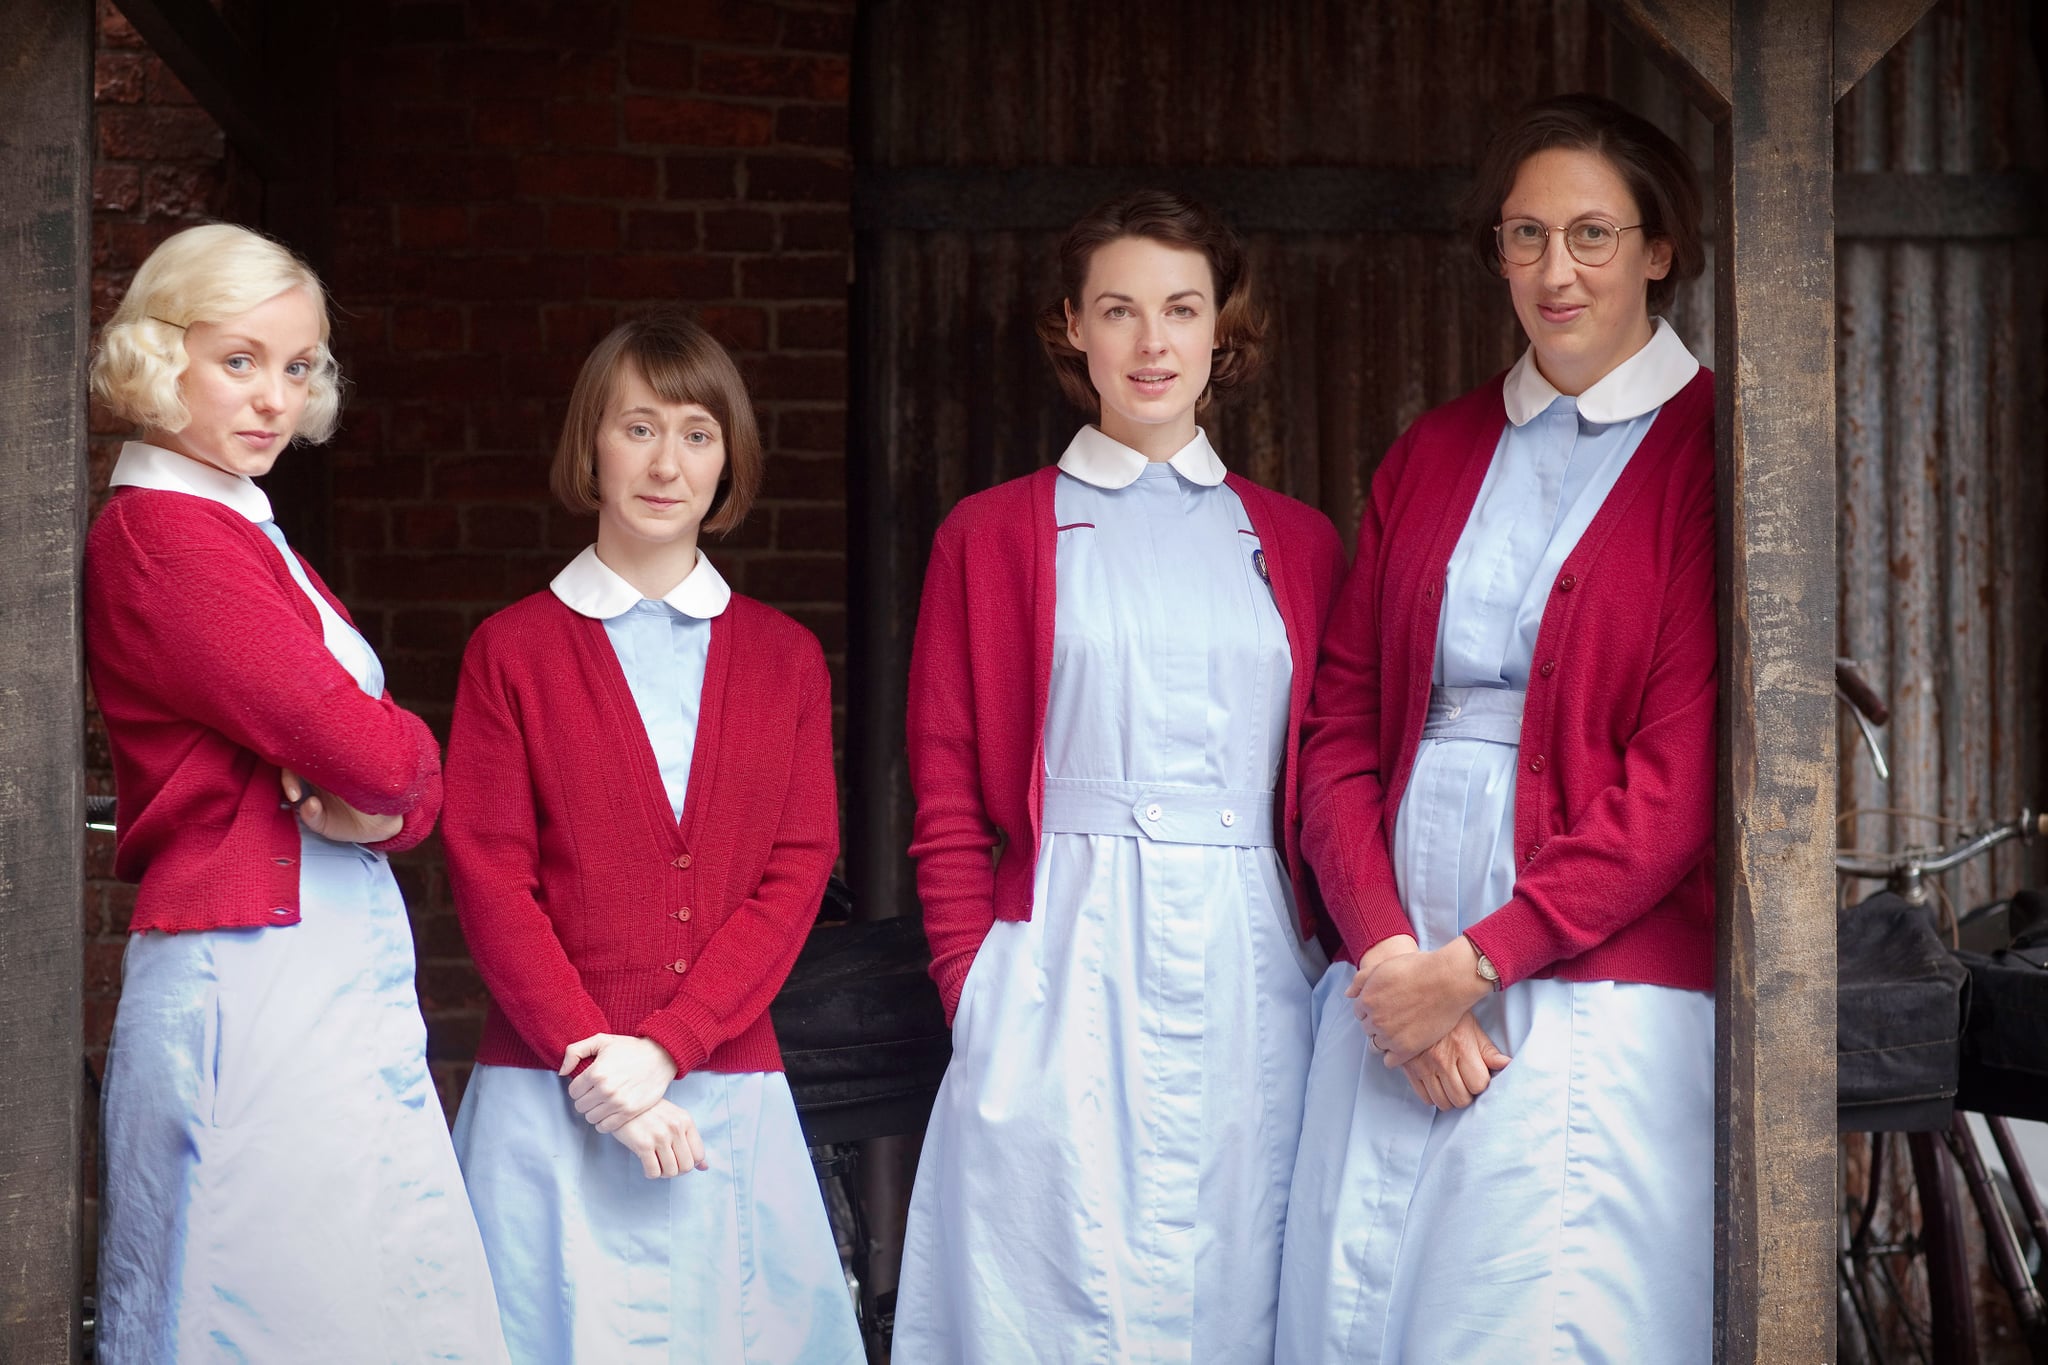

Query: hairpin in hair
[[147, 315, 186, 328]]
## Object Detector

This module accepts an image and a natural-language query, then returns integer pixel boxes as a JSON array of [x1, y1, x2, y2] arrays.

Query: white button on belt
[[1446, 704, 1463, 719], [1144, 804, 1163, 822], [1220, 809, 1237, 827]]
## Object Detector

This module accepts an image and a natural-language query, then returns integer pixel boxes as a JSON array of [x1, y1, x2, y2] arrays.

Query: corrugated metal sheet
[[1836, 0, 2048, 918], [850, 0, 2048, 928]]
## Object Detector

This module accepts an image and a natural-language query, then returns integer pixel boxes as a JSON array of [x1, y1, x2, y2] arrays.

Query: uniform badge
[[1252, 547, 1271, 584]]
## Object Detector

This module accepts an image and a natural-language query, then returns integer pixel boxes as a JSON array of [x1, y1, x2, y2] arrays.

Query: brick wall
[[82, 0, 855, 1157], [320, 0, 853, 1110]]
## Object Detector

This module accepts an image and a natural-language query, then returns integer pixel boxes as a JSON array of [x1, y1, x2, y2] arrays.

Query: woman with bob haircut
[[892, 189, 1349, 1363], [84, 222, 507, 1361], [1276, 93, 1716, 1362], [442, 313, 862, 1363]]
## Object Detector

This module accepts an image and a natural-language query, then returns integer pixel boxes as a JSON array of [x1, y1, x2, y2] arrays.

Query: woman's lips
[[1127, 370, 1177, 397], [637, 495, 682, 509], [1538, 303, 1586, 325], [236, 430, 278, 447]]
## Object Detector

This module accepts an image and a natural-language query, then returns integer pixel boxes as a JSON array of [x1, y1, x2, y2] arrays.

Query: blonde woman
[[85, 223, 506, 1362]]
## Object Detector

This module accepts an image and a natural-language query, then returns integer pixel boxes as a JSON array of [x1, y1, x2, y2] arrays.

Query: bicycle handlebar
[[1835, 658, 1891, 726]]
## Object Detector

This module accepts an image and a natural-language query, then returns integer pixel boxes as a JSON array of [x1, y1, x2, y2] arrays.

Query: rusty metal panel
[[1835, 0, 2048, 921]]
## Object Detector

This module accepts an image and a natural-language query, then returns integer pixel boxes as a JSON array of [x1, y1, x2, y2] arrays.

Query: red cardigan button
[[1557, 574, 1577, 593], [672, 907, 691, 922], [1539, 660, 1556, 678], [672, 853, 692, 869], [668, 959, 689, 974], [1529, 755, 1546, 773]]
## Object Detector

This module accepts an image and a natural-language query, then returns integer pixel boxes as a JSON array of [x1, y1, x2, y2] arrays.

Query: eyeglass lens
[[1497, 218, 1626, 266]]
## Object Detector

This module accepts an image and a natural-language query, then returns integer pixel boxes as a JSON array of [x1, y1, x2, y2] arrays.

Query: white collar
[[1503, 317, 1701, 427], [107, 441, 274, 522], [550, 544, 731, 621], [1055, 425, 1228, 490]]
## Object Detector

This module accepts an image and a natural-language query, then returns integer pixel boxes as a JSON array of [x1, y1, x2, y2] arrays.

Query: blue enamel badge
[[1253, 547, 1270, 584]]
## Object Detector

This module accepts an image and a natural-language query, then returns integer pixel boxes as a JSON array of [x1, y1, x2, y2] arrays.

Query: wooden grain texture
[[1715, 0, 1841, 1358], [1591, 0, 1732, 111], [1836, 0, 1944, 100], [0, 0, 91, 1357], [109, 0, 292, 179]]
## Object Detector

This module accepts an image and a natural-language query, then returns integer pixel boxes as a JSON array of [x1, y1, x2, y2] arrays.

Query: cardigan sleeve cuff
[[637, 1000, 715, 1078], [1462, 899, 1562, 990], [932, 949, 975, 1028]]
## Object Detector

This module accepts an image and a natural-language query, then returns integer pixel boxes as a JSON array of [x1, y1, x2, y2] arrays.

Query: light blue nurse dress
[[894, 428, 1326, 1365], [1277, 321, 1715, 1363], [450, 547, 862, 1365], [97, 472, 508, 1363]]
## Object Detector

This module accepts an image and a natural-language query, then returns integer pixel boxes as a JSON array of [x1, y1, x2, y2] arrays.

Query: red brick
[[97, 106, 223, 161], [451, 51, 616, 100], [543, 203, 616, 252], [744, 554, 845, 603], [544, 303, 621, 353], [389, 3, 468, 43], [775, 104, 849, 151], [95, 51, 146, 104], [98, 0, 143, 48], [696, 304, 768, 351], [337, 502, 390, 551], [333, 454, 429, 503], [586, 254, 730, 301], [400, 505, 463, 549], [340, 151, 517, 202], [474, 100, 544, 147], [664, 155, 739, 200], [624, 97, 773, 148], [737, 254, 844, 299], [698, 52, 849, 102], [474, 202, 546, 250], [93, 218, 180, 272], [776, 302, 846, 350], [503, 352, 586, 397], [438, 254, 589, 302], [390, 304, 466, 352], [779, 9, 856, 54], [743, 352, 846, 402], [775, 504, 847, 552], [353, 353, 503, 402], [367, 101, 471, 146], [354, 552, 506, 601], [471, 0, 619, 48], [702, 208, 776, 252], [412, 907, 472, 958], [778, 209, 850, 252], [763, 452, 846, 498], [144, 61, 199, 106], [473, 304, 544, 356], [628, 0, 775, 43], [143, 163, 224, 219], [624, 209, 699, 252], [782, 604, 847, 653], [427, 1014, 483, 1062], [381, 651, 463, 702], [515, 152, 659, 199], [340, 48, 443, 101], [337, 303, 390, 351], [474, 399, 559, 453], [94, 164, 140, 213], [743, 154, 849, 204], [549, 100, 618, 147], [465, 504, 544, 549], [775, 409, 846, 453], [623, 41, 695, 91], [546, 507, 598, 552], [434, 455, 554, 501], [390, 403, 467, 454]]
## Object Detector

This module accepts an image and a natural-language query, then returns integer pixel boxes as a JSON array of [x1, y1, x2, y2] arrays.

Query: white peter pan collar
[[1503, 317, 1701, 427], [107, 440, 274, 522], [1056, 425, 1228, 490], [550, 544, 732, 621]]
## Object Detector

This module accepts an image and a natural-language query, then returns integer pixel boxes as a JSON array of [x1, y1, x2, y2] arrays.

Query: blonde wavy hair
[[91, 223, 343, 444]]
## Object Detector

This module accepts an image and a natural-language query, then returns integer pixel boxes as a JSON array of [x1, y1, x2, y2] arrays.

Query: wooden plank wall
[[0, 0, 92, 1356]]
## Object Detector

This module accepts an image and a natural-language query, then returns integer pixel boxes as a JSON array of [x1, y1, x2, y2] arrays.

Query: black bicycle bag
[[1954, 888, 2048, 1122], [1838, 890, 1971, 1132]]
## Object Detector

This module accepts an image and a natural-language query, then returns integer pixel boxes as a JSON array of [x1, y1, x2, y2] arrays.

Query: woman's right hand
[[281, 768, 402, 844], [611, 1099, 709, 1179], [1399, 1011, 1511, 1110]]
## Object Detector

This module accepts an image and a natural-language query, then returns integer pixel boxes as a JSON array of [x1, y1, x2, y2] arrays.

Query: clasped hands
[[1349, 934, 1511, 1112], [560, 1034, 708, 1179]]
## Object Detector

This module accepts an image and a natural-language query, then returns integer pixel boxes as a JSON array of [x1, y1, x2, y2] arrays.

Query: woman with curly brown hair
[[892, 190, 1349, 1363]]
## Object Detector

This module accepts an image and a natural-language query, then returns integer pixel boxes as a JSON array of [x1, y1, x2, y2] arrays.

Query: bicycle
[[1833, 661, 2048, 1364]]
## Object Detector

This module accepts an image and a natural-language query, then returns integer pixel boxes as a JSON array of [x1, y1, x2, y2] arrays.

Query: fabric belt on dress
[[1039, 777, 1276, 849], [1421, 685, 1527, 745]]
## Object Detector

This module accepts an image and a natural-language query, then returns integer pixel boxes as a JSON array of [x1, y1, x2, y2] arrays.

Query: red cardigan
[[84, 489, 442, 934], [443, 589, 836, 1076], [1302, 369, 1718, 991], [907, 465, 1349, 1021]]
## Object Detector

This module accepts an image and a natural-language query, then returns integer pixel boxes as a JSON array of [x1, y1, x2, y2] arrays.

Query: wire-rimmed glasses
[[1494, 217, 1644, 267]]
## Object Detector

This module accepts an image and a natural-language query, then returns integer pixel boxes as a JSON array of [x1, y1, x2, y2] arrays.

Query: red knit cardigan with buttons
[[84, 489, 442, 934], [1302, 368, 1717, 992], [907, 465, 1350, 1023], [443, 588, 835, 1076]]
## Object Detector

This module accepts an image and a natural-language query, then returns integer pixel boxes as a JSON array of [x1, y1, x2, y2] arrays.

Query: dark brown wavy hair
[[1459, 93, 1705, 313], [1035, 189, 1267, 414]]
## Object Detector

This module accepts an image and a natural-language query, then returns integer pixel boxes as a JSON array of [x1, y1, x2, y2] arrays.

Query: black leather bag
[[1837, 891, 1971, 1132], [1954, 889, 2048, 1121], [769, 887, 952, 1146]]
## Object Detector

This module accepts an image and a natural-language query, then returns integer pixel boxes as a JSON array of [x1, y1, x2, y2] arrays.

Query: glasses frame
[[1493, 217, 1645, 268]]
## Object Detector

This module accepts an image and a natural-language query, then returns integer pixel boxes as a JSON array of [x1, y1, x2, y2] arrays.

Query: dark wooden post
[[1592, 0, 1938, 1358], [0, 0, 92, 1357]]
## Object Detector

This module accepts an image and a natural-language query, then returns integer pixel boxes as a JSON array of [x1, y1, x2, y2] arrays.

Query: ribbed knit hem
[[473, 1012, 785, 1075]]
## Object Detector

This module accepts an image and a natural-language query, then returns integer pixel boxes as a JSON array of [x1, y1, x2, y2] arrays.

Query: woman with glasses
[[1276, 94, 1715, 1362]]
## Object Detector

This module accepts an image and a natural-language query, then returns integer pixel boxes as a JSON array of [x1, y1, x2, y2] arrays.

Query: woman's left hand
[[560, 1033, 679, 1132], [281, 768, 402, 844], [1350, 936, 1496, 1068]]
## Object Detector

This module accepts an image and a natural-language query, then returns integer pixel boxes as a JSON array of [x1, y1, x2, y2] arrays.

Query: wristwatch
[[1469, 938, 1501, 991]]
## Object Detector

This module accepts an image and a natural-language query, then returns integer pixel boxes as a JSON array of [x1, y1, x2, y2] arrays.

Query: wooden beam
[[1591, 0, 1732, 113], [110, 0, 294, 180], [0, 0, 90, 1357], [1835, 0, 1942, 101], [1714, 0, 1840, 1359]]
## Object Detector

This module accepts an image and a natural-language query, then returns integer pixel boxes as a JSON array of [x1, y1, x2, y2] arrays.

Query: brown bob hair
[[551, 313, 763, 537], [1035, 189, 1267, 414], [1459, 93, 1705, 313]]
